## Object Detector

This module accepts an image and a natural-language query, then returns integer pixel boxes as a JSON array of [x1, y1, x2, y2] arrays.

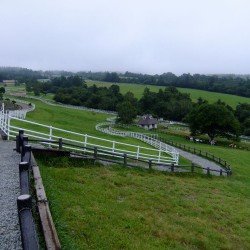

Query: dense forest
[[1, 67, 250, 98]]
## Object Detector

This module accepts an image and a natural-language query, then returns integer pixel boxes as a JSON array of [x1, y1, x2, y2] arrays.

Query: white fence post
[[137, 145, 140, 159], [49, 126, 53, 147], [7, 114, 11, 140], [84, 134, 88, 153], [158, 148, 161, 163], [112, 141, 115, 153]]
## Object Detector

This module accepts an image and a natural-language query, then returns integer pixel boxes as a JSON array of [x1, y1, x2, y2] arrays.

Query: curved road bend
[[0, 140, 22, 250], [176, 147, 225, 176]]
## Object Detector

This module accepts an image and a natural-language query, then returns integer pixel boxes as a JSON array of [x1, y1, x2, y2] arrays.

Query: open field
[[4, 93, 250, 249], [86, 80, 250, 108]]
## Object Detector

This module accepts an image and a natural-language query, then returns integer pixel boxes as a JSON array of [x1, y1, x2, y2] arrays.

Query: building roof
[[138, 114, 158, 125]]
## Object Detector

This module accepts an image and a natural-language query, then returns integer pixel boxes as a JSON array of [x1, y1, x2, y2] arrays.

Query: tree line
[[1, 67, 250, 98], [25, 76, 250, 139]]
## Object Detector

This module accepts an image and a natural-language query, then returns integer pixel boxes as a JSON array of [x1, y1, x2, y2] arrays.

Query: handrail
[[16, 131, 61, 249], [3, 115, 178, 164]]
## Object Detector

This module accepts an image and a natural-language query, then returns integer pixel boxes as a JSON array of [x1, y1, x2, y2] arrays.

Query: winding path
[[0, 140, 22, 250], [176, 148, 223, 175], [96, 121, 225, 175]]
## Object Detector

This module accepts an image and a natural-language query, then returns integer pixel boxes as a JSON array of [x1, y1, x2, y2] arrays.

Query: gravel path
[[0, 140, 22, 250], [176, 148, 225, 176]]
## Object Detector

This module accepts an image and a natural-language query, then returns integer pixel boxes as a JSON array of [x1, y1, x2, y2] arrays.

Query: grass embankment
[[38, 151, 250, 249], [86, 80, 250, 108]]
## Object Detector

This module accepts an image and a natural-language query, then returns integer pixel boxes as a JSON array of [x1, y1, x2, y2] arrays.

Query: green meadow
[[38, 145, 250, 249], [86, 80, 250, 108]]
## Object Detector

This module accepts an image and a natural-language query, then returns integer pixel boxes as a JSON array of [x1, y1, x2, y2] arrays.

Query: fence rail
[[158, 137, 231, 170], [17, 131, 232, 176], [1, 113, 178, 165], [96, 121, 179, 163]]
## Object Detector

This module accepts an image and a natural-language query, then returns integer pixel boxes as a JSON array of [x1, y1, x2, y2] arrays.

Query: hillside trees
[[116, 92, 138, 124], [0, 87, 5, 100], [103, 72, 120, 83], [186, 103, 240, 141], [235, 103, 250, 135], [139, 87, 192, 121]]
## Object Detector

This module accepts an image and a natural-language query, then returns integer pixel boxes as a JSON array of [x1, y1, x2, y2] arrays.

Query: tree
[[186, 103, 240, 141], [235, 103, 250, 135], [0, 87, 5, 100], [103, 72, 120, 82], [116, 101, 138, 124]]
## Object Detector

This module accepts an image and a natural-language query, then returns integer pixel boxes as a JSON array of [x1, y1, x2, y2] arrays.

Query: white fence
[[0, 113, 178, 165], [96, 121, 179, 163]]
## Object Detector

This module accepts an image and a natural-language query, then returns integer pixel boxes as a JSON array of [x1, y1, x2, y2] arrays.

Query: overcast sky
[[1, 0, 250, 75]]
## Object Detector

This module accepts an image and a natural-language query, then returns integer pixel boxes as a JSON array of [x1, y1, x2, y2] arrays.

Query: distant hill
[[1, 67, 250, 98]]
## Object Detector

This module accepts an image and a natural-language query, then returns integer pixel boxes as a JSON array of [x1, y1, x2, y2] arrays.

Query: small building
[[2, 80, 17, 85], [138, 114, 158, 130]]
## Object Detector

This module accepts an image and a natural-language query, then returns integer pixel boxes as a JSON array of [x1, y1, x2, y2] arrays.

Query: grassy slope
[[39, 152, 250, 249], [5, 85, 250, 248], [86, 80, 250, 108]]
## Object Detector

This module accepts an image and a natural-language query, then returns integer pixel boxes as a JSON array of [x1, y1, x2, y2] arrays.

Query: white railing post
[[158, 148, 161, 163], [84, 134, 88, 153], [137, 145, 140, 159], [3, 113, 7, 132], [49, 126, 53, 147], [112, 141, 115, 153], [7, 114, 11, 140], [0, 103, 3, 129], [49, 126, 53, 140]]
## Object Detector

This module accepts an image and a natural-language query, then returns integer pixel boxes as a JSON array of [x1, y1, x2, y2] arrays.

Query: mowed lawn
[[86, 80, 250, 108]]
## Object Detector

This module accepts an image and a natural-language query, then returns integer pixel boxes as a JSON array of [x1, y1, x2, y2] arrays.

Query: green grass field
[[3, 86, 250, 249], [38, 150, 250, 249], [86, 80, 250, 108]]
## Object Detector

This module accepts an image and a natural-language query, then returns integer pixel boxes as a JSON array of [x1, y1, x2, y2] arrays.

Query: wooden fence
[[158, 137, 232, 170], [16, 130, 61, 249]]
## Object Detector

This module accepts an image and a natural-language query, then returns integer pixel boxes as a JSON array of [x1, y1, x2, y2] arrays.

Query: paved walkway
[[0, 140, 22, 250], [176, 148, 224, 175]]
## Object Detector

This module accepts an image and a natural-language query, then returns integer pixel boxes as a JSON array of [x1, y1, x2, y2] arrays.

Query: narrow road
[[0, 140, 22, 250], [176, 148, 224, 175]]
